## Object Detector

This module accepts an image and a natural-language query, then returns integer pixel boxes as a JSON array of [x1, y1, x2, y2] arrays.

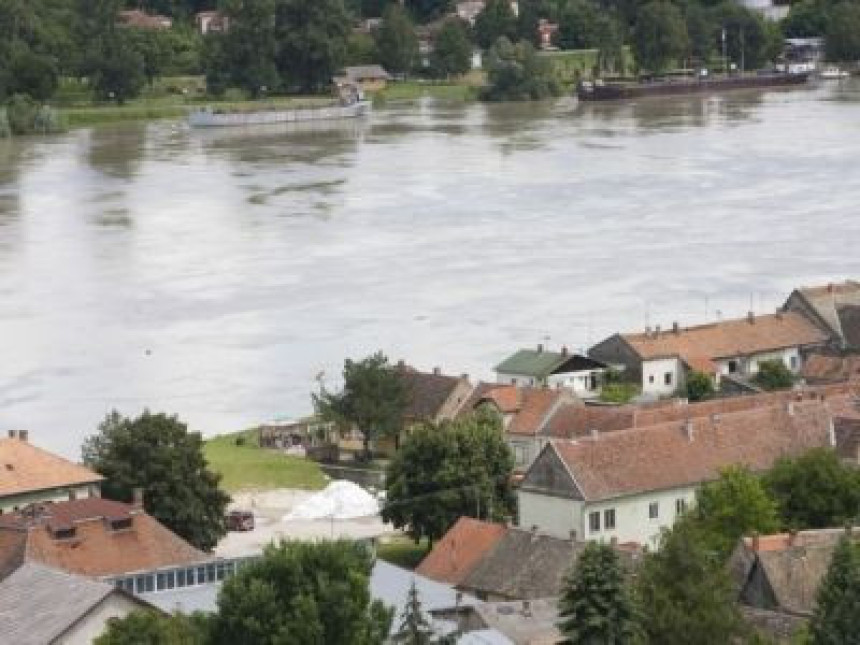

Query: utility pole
[[740, 26, 746, 74], [722, 27, 728, 76]]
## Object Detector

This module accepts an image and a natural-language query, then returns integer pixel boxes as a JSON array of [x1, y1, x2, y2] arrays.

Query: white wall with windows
[[641, 357, 684, 397], [715, 347, 802, 378]]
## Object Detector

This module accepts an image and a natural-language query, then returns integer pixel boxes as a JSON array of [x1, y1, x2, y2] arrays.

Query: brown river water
[[2, 81, 860, 457]]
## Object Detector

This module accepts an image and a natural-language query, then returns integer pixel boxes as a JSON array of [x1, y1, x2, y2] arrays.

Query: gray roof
[[341, 65, 391, 81], [0, 563, 149, 644], [473, 598, 561, 645], [460, 529, 577, 600]]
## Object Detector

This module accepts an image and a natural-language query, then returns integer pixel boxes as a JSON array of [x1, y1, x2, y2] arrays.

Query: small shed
[[335, 65, 392, 91]]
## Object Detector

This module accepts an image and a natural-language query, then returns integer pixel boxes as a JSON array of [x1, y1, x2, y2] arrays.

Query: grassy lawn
[[204, 430, 328, 493], [377, 535, 431, 570], [375, 74, 484, 103]]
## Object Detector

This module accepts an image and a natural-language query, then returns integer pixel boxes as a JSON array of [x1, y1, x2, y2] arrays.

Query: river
[[2, 81, 860, 457]]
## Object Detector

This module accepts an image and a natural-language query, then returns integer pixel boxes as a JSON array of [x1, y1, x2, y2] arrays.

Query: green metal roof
[[494, 349, 568, 378]]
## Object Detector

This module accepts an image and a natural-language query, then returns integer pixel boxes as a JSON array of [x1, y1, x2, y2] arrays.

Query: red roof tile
[[415, 517, 507, 586], [0, 438, 103, 498]]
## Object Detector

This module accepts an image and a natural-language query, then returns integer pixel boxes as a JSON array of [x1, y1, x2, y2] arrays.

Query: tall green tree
[[556, 0, 599, 50], [392, 580, 435, 644], [90, 31, 146, 103], [482, 36, 561, 101], [557, 542, 639, 644], [474, 0, 518, 49], [8, 49, 58, 101], [431, 18, 473, 78], [783, 1, 829, 38], [764, 449, 860, 530], [314, 351, 408, 458], [632, 1, 688, 73], [82, 410, 230, 551], [708, 2, 782, 72], [692, 465, 780, 560], [214, 0, 279, 97], [685, 4, 715, 66], [809, 533, 860, 645], [377, 3, 419, 75], [275, 0, 352, 93], [825, 2, 860, 62], [593, 13, 626, 75], [404, 0, 453, 22], [636, 520, 746, 644], [382, 410, 515, 545], [209, 540, 393, 645]]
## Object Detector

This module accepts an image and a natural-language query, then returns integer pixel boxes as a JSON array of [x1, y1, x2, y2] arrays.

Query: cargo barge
[[577, 72, 809, 101]]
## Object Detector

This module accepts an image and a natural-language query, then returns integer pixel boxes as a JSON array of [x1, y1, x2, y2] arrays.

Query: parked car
[[226, 510, 255, 532]]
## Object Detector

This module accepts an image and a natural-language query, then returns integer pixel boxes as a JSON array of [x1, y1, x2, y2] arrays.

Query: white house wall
[[582, 486, 698, 549], [715, 347, 801, 377], [641, 357, 684, 397], [0, 484, 96, 514], [517, 490, 583, 539]]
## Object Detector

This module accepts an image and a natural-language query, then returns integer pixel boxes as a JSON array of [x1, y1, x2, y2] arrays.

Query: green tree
[[377, 3, 419, 75], [276, 0, 352, 93], [753, 359, 795, 390], [783, 1, 829, 38], [482, 36, 561, 101], [405, 0, 453, 22], [557, 542, 639, 644], [825, 3, 860, 62], [474, 0, 518, 49], [82, 410, 230, 551], [90, 32, 146, 103], [127, 28, 172, 86], [346, 32, 380, 65], [9, 49, 58, 101], [692, 465, 780, 559], [96, 610, 209, 645], [392, 580, 435, 644], [215, 0, 279, 97], [636, 520, 746, 644], [809, 533, 860, 645], [314, 352, 408, 458], [686, 371, 715, 402], [764, 448, 860, 530], [708, 2, 782, 71], [632, 1, 688, 73], [382, 410, 515, 545], [686, 4, 715, 65], [209, 540, 392, 645], [593, 14, 626, 75], [556, 0, 599, 50], [431, 18, 473, 78]]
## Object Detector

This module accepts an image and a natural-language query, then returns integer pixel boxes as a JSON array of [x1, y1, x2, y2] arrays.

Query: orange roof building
[[0, 498, 208, 580], [416, 517, 506, 586], [0, 431, 103, 514], [518, 398, 837, 549], [590, 311, 828, 398]]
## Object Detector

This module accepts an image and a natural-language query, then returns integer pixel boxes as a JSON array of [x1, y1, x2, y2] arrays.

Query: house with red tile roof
[[416, 517, 507, 586], [0, 431, 103, 514], [0, 498, 209, 581], [518, 398, 836, 548], [589, 311, 828, 398]]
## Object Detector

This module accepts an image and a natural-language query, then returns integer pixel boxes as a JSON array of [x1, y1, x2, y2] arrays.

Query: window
[[676, 498, 687, 515], [604, 509, 616, 530], [664, 372, 672, 386], [649, 502, 659, 519], [648, 375, 655, 384], [728, 360, 738, 374], [207, 564, 217, 582], [145, 575, 154, 593], [197, 566, 206, 584], [790, 355, 798, 370], [157, 573, 166, 591], [177, 569, 186, 587], [514, 445, 527, 465], [589, 511, 601, 532]]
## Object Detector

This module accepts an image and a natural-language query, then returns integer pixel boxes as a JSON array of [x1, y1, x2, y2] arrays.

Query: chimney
[[461, 373, 469, 381], [776, 308, 784, 320], [672, 321, 680, 334], [747, 311, 755, 324], [561, 345, 569, 357], [786, 401, 795, 416], [711, 413, 721, 426], [18, 430, 27, 442], [433, 366, 441, 376], [684, 419, 694, 442], [132, 487, 145, 509], [590, 428, 599, 441], [645, 326, 651, 335], [655, 325, 661, 337], [522, 600, 532, 618], [537, 343, 544, 353]]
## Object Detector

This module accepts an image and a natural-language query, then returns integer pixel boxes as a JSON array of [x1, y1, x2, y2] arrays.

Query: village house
[[117, 9, 172, 30], [784, 280, 860, 351], [730, 528, 859, 620], [589, 311, 828, 398], [537, 19, 559, 50], [0, 496, 209, 582], [459, 383, 632, 470], [495, 345, 607, 397], [517, 398, 837, 548], [195, 10, 229, 34], [0, 431, 103, 514], [334, 65, 391, 91], [0, 562, 157, 645]]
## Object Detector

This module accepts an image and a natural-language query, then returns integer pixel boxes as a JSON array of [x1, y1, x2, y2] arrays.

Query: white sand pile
[[284, 480, 380, 521]]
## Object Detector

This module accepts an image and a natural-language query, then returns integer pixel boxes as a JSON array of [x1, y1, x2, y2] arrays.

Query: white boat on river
[[188, 99, 371, 128]]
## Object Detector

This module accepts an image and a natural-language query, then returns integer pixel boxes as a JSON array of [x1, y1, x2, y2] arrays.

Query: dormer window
[[109, 517, 133, 531], [51, 526, 76, 540]]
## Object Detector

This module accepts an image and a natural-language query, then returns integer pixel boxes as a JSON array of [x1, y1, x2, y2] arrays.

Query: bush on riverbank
[[482, 37, 562, 101], [0, 94, 66, 137]]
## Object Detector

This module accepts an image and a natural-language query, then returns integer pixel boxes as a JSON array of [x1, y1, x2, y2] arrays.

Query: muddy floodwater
[[2, 82, 860, 456]]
